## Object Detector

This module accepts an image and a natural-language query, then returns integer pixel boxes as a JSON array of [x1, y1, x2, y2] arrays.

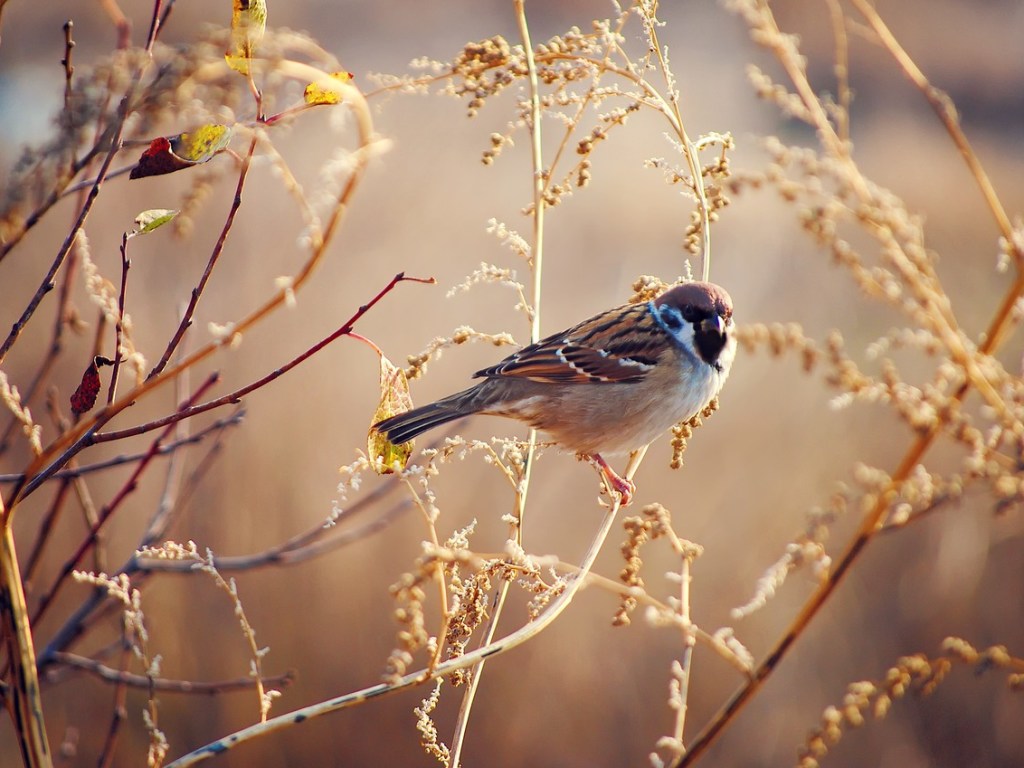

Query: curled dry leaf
[[368, 353, 414, 473], [129, 125, 233, 179], [70, 356, 115, 415]]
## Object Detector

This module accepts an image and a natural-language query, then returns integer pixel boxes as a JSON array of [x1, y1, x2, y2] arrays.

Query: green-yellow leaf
[[368, 354, 414, 474], [303, 71, 355, 106], [226, 0, 267, 75], [173, 124, 233, 164], [132, 209, 179, 236]]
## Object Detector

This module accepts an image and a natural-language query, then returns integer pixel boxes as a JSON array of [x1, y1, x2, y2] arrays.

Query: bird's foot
[[588, 453, 635, 506]]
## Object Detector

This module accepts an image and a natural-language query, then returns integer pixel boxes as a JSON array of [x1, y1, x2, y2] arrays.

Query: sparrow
[[374, 281, 736, 504]]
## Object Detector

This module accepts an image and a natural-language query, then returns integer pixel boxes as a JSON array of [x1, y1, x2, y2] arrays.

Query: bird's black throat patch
[[694, 324, 728, 367]]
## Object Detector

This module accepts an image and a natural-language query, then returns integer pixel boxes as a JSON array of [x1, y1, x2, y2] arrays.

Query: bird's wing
[[474, 301, 665, 384]]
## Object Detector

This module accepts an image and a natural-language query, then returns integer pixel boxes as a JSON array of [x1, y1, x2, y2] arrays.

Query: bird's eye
[[681, 305, 697, 322]]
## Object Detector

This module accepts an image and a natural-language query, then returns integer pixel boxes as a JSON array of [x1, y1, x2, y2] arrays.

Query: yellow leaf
[[368, 354, 414, 474], [226, 0, 267, 75], [173, 124, 233, 163], [303, 71, 355, 106], [225, 55, 252, 76]]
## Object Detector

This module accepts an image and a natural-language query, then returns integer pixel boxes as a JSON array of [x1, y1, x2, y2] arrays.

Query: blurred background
[[2, 1, 1023, 766]]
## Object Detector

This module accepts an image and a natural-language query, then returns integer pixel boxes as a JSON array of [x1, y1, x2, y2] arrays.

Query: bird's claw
[[588, 454, 635, 506]]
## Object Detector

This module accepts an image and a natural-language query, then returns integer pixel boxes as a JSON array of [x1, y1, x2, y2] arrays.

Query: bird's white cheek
[[668, 318, 698, 350], [718, 334, 737, 380]]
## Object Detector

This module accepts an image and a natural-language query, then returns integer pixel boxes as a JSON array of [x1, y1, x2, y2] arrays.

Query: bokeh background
[[2, 1, 1024, 766]]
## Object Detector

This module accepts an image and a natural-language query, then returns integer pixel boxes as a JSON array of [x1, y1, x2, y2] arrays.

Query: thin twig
[[0, 142, 103, 265], [143, 0, 164, 53], [673, 544, 697, 751], [98, 0, 131, 50], [48, 651, 295, 694], [676, 239, 1024, 768], [165, 481, 630, 767], [0, 216, 84, 457], [638, 3, 713, 281], [0, 122, 123, 369], [107, 233, 131, 404], [96, 634, 131, 768], [148, 134, 260, 379], [0, 411, 244, 484], [157, 0, 177, 34], [850, 0, 1017, 257], [824, 0, 851, 145], [92, 274, 435, 445], [57, 162, 137, 198], [31, 375, 220, 627], [61, 21, 75, 109]]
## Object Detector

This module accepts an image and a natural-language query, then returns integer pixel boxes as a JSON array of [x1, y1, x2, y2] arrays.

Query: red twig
[[108, 233, 131, 404], [157, 0, 178, 31], [18, 273, 432, 505], [96, 273, 436, 444]]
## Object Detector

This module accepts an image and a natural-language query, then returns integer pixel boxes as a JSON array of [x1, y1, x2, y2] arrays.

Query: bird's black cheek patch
[[694, 328, 728, 365]]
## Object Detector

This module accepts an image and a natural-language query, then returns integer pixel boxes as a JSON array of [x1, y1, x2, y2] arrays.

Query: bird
[[373, 281, 736, 504]]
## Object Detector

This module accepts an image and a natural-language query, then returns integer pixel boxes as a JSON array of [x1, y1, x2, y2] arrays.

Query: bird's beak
[[701, 314, 725, 335]]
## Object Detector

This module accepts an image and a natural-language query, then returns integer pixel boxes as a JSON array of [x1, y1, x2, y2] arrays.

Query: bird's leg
[[588, 453, 635, 506]]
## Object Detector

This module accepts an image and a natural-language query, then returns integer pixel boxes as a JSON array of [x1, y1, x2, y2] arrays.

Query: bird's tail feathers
[[374, 399, 471, 444]]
